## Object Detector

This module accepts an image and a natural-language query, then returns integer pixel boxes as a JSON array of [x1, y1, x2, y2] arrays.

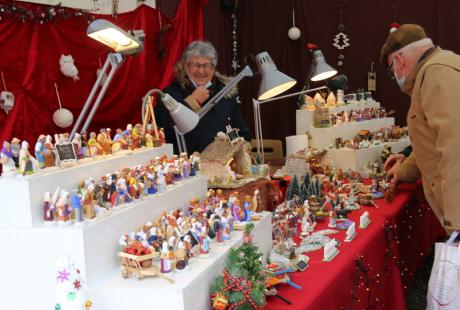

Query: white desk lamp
[[70, 19, 144, 139], [253, 48, 337, 163]]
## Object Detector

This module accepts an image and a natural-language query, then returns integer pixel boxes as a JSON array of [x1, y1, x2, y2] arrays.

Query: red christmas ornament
[[389, 23, 400, 33], [306, 43, 319, 51]]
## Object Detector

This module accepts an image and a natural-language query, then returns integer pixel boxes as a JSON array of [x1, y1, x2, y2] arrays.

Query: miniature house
[[199, 130, 251, 184]]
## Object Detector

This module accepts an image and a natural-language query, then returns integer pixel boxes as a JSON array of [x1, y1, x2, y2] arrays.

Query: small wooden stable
[[200, 137, 251, 184]]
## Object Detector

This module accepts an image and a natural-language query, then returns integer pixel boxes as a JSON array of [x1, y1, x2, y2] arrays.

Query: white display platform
[[325, 139, 411, 171], [296, 101, 381, 135], [91, 213, 273, 310], [0, 144, 173, 228], [0, 175, 208, 310], [309, 117, 395, 149]]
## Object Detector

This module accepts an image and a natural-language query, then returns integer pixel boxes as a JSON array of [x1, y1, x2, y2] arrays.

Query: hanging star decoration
[[57, 269, 70, 283], [73, 279, 82, 290]]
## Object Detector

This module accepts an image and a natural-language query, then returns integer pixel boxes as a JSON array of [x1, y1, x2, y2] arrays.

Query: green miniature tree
[[286, 175, 300, 201], [210, 223, 266, 309]]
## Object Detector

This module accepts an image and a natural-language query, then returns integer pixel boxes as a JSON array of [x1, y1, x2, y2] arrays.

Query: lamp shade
[[162, 94, 199, 134], [310, 50, 337, 81], [87, 19, 143, 55], [256, 51, 297, 100]]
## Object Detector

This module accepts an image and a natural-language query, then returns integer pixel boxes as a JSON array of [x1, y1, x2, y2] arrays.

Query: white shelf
[[0, 175, 209, 310], [296, 101, 381, 135], [91, 213, 273, 310], [0, 144, 173, 228], [309, 117, 395, 149], [325, 139, 411, 171]]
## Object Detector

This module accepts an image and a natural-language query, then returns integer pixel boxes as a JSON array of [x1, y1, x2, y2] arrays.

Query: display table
[[265, 181, 445, 310]]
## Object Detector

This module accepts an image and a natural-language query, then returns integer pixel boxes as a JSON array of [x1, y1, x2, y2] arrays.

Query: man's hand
[[191, 86, 210, 105], [384, 154, 405, 185]]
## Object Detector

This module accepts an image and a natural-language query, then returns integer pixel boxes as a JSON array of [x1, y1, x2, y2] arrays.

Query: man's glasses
[[187, 62, 215, 71]]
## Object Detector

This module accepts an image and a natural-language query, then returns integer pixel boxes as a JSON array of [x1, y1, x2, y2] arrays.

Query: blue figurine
[[71, 192, 83, 223]]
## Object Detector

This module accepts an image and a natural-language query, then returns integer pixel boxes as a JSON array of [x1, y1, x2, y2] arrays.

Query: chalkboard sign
[[296, 260, 309, 272], [225, 125, 240, 144], [55, 142, 77, 163]]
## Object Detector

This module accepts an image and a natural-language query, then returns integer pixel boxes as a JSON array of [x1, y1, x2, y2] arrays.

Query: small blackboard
[[225, 125, 240, 144], [55, 142, 77, 163], [296, 260, 309, 272]]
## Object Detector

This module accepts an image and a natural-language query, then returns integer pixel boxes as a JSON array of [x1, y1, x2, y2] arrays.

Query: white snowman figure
[[59, 55, 80, 81]]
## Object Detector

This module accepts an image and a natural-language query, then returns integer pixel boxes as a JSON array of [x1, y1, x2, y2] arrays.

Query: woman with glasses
[[155, 40, 250, 154]]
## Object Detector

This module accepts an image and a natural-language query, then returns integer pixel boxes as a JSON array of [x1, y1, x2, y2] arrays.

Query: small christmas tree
[[210, 223, 266, 309], [300, 172, 312, 202], [286, 175, 300, 201], [54, 254, 92, 310]]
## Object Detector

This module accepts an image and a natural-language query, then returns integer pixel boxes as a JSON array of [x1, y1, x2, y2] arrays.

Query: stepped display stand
[[296, 101, 381, 135], [309, 117, 395, 149], [0, 145, 173, 228], [327, 138, 410, 172], [0, 144, 273, 310], [91, 213, 272, 310]]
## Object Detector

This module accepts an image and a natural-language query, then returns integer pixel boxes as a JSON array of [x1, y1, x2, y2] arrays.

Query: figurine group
[[42, 153, 201, 226], [329, 106, 388, 127], [1, 138, 41, 176], [1, 123, 166, 177], [118, 189, 263, 276], [271, 166, 391, 261], [332, 125, 408, 150]]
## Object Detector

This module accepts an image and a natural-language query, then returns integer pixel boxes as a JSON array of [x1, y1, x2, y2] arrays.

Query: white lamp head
[[87, 19, 144, 55], [256, 51, 297, 100], [162, 94, 199, 134], [311, 50, 337, 81]]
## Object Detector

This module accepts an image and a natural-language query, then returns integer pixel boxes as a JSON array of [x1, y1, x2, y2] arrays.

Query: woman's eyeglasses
[[187, 62, 215, 71]]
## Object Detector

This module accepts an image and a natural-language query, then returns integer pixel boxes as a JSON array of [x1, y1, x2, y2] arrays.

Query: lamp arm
[[256, 85, 328, 105], [252, 85, 328, 163], [70, 53, 124, 139], [197, 65, 253, 118], [70, 54, 111, 139]]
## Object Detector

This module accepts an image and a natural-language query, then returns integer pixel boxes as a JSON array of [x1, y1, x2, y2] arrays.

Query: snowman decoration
[[59, 55, 80, 81], [0, 72, 14, 114]]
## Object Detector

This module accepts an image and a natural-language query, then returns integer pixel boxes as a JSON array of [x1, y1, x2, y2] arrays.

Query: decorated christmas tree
[[54, 254, 92, 310], [210, 223, 266, 309]]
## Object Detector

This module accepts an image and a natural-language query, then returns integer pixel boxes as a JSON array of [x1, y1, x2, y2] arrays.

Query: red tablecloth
[[265, 181, 445, 310]]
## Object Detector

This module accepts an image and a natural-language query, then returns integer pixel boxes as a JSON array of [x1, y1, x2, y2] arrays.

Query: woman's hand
[[192, 86, 210, 105]]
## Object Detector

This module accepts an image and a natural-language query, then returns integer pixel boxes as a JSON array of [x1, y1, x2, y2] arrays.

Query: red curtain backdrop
[[0, 0, 206, 147]]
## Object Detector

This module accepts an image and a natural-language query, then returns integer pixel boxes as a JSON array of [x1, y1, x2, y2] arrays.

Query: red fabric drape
[[0, 0, 206, 148]]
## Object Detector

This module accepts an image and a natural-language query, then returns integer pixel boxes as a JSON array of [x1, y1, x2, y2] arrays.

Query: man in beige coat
[[381, 24, 460, 233]]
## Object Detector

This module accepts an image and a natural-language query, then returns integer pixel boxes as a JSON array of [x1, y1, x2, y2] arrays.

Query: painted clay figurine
[[19, 141, 38, 175], [1, 141, 16, 176], [10, 137, 20, 167], [34, 135, 46, 169]]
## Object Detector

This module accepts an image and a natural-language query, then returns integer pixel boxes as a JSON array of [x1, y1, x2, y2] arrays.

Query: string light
[[0, 2, 94, 24]]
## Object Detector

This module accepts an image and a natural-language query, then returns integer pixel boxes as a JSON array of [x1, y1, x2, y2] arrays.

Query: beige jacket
[[400, 47, 460, 231]]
